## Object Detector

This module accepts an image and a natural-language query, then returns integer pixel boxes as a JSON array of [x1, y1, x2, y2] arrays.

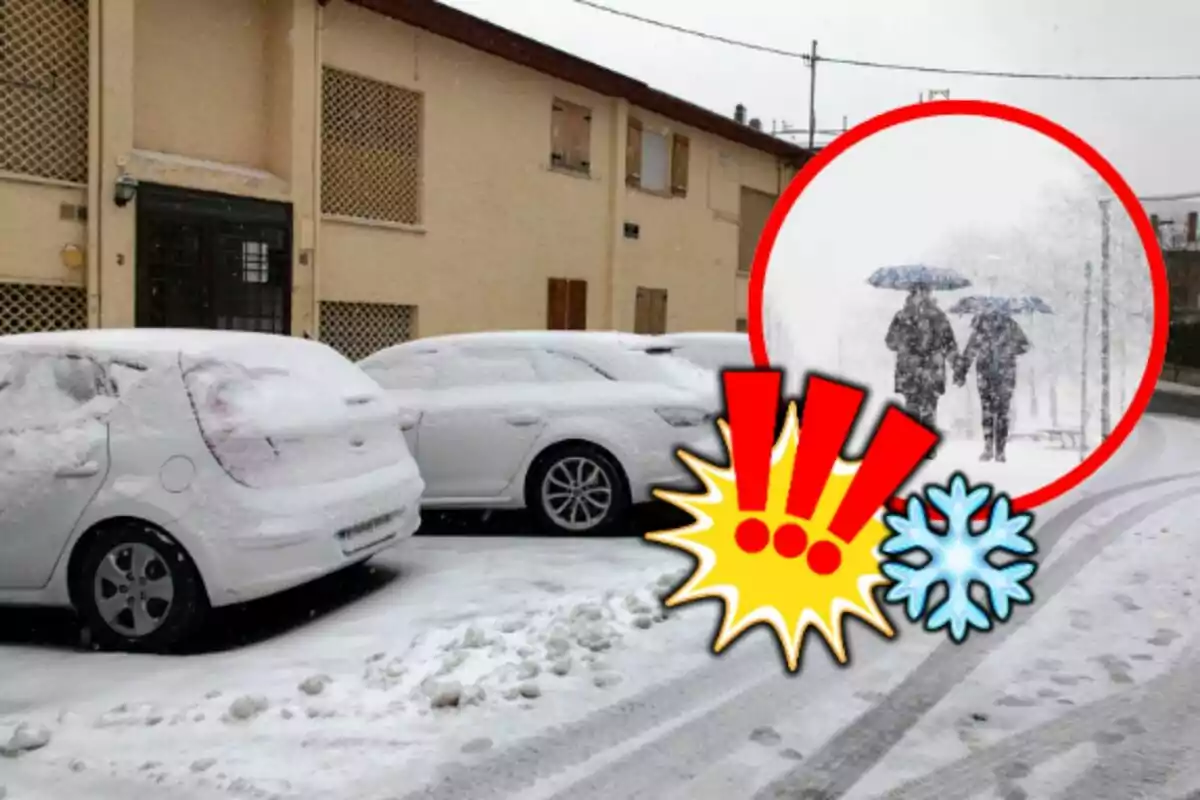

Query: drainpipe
[[310, 0, 324, 338], [605, 98, 629, 329], [87, 0, 102, 327]]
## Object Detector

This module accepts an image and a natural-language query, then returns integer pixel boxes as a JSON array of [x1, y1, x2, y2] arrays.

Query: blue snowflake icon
[[880, 473, 1037, 643]]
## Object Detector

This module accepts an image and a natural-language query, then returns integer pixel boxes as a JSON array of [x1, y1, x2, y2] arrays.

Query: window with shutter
[[626, 119, 643, 187], [634, 287, 668, 334], [550, 99, 592, 174], [671, 135, 690, 197], [547, 278, 588, 329]]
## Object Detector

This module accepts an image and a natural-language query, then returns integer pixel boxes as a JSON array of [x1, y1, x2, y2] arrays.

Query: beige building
[[1, 0, 807, 359]]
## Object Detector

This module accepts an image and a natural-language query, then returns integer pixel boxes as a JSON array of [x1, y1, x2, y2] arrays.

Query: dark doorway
[[136, 184, 293, 334]]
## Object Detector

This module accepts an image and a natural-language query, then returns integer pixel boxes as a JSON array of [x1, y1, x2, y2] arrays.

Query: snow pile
[[0, 518, 715, 798], [357, 568, 684, 712]]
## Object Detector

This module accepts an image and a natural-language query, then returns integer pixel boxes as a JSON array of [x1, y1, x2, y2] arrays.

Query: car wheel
[[528, 444, 630, 535], [74, 522, 209, 653]]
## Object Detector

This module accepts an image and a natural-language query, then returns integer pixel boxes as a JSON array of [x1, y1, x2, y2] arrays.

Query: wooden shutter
[[634, 287, 651, 334], [551, 100, 592, 172], [626, 118, 643, 187], [567, 279, 588, 330], [550, 104, 567, 168], [547, 278, 569, 329], [634, 287, 668, 334], [650, 288, 668, 334], [549, 278, 587, 329], [670, 134, 690, 197], [566, 107, 591, 172]]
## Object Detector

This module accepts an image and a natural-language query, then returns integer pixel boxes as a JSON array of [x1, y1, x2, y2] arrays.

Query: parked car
[[659, 331, 794, 435], [659, 331, 755, 372], [358, 331, 724, 535], [0, 330, 424, 652]]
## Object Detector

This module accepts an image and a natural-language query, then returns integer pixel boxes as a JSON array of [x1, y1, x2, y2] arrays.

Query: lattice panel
[[0, 282, 87, 334], [321, 67, 421, 225], [0, 0, 89, 183], [319, 301, 415, 362]]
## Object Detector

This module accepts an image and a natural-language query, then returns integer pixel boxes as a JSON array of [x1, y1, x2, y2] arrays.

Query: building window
[[739, 187, 778, 275], [0, 0, 90, 183], [241, 241, 270, 284], [0, 282, 87, 335], [626, 118, 689, 197], [736, 318, 748, 333], [634, 287, 668, 334], [550, 99, 591, 174], [547, 278, 587, 330], [321, 67, 422, 225], [319, 301, 417, 362]]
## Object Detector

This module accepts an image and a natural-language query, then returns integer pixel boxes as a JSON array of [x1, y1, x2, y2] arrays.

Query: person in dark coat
[[953, 309, 1031, 462], [885, 284, 959, 451]]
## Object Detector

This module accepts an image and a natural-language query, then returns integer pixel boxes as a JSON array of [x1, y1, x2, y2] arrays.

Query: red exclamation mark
[[781, 377, 867, 571], [822, 406, 938, 573], [723, 370, 781, 554]]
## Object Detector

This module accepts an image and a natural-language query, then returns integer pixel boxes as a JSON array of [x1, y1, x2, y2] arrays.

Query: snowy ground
[[4, 410, 1200, 799], [903, 437, 1082, 497]]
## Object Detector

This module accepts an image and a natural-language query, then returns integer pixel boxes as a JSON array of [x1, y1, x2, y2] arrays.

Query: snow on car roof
[[658, 332, 750, 345], [362, 330, 667, 362], [0, 329, 326, 359]]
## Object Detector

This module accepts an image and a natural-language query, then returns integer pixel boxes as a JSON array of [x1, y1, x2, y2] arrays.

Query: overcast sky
[[441, 0, 1199, 198]]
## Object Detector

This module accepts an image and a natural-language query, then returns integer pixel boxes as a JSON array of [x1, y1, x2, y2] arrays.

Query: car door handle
[[55, 461, 100, 479], [505, 411, 542, 427]]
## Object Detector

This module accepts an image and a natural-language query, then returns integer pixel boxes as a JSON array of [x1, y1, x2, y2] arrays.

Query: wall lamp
[[113, 174, 139, 208]]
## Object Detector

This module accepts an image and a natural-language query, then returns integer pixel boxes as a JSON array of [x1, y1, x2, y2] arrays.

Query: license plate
[[337, 510, 402, 555]]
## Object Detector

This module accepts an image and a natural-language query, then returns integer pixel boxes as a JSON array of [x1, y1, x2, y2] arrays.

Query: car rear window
[[181, 340, 408, 488], [183, 340, 389, 436], [0, 353, 114, 431]]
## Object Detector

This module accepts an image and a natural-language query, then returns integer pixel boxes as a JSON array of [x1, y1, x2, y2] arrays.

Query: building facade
[[0, 0, 805, 359]]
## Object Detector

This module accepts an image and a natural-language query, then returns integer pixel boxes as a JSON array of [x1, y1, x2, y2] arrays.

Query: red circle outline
[[748, 99, 1169, 514]]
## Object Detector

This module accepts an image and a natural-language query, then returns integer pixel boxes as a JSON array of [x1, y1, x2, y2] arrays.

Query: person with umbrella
[[953, 305, 1031, 462], [884, 282, 959, 449]]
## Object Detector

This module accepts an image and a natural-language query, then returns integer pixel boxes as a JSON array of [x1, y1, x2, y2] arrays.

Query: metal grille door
[[136, 184, 292, 334]]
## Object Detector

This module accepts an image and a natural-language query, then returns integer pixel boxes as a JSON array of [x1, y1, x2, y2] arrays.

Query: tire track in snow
[[856, 639, 1200, 800], [751, 482, 1200, 800], [386, 450, 1200, 800], [534, 478, 1200, 800]]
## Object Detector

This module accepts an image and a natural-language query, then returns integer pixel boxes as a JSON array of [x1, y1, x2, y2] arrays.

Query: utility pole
[[1080, 260, 1093, 461], [807, 40, 818, 151], [1099, 199, 1113, 440]]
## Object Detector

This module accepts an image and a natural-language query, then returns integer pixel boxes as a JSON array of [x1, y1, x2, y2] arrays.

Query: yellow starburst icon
[[648, 400, 897, 672]]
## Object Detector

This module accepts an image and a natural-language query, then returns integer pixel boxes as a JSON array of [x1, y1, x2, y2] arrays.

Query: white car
[[0, 330, 424, 652], [358, 331, 724, 535], [662, 331, 796, 435], [660, 332, 755, 373]]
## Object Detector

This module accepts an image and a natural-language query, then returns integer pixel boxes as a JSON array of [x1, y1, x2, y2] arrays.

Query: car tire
[[74, 522, 209, 653], [527, 443, 630, 536]]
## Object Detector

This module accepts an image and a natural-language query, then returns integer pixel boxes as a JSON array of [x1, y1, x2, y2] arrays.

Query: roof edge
[[344, 0, 811, 164]]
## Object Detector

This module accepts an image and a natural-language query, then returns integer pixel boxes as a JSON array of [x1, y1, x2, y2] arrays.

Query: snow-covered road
[[5, 397, 1200, 800]]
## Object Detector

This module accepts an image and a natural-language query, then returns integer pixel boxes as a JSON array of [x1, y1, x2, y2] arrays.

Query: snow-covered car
[[0, 330, 424, 653], [659, 331, 754, 372], [358, 331, 724, 535], [660, 331, 793, 435]]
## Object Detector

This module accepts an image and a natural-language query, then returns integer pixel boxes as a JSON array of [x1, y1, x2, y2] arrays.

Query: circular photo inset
[[757, 103, 1166, 507]]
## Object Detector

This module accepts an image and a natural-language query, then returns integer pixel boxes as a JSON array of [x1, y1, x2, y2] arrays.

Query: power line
[[1139, 192, 1200, 202], [571, 0, 1200, 81], [570, 0, 807, 58]]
